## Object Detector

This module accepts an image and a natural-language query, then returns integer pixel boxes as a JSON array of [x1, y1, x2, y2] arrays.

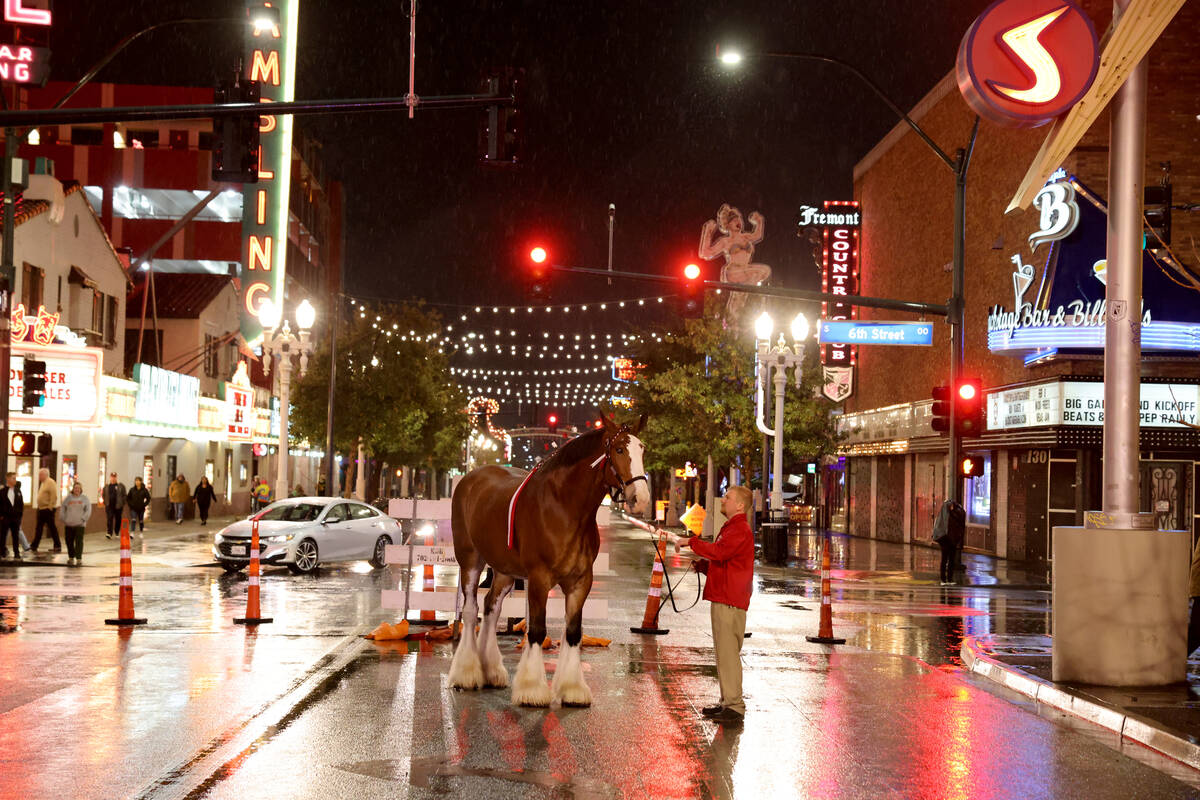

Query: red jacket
[[687, 513, 754, 610]]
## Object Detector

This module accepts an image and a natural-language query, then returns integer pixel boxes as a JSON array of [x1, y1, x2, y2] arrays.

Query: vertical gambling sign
[[240, 0, 299, 348], [812, 200, 861, 402]]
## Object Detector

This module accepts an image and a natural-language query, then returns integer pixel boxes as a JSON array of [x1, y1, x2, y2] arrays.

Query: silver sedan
[[212, 497, 402, 575]]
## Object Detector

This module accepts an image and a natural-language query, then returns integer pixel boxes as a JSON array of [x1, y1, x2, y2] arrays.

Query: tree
[[618, 297, 839, 480], [290, 302, 469, 496]]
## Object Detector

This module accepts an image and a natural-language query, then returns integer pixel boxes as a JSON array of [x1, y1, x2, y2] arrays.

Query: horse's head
[[601, 413, 650, 515]]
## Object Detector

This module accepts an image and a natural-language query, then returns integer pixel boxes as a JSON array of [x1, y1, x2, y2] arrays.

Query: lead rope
[[643, 527, 704, 618]]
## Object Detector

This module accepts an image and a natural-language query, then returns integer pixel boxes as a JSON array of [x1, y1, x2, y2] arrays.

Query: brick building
[[829, 1, 1199, 560]]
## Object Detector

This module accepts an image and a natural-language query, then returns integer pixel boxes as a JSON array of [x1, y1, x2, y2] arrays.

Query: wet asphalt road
[[0, 510, 1197, 799]]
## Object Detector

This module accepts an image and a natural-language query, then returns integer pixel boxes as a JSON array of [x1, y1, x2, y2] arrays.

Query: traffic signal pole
[[948, 119, 979, 505], [0, 130, 13, 477]]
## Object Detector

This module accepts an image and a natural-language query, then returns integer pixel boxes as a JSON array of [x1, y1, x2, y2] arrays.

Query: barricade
[[104, 519, 146, 626], [380, 498, 610, 625], [234, 519, 273, 625], [805, 531, 845, 645]]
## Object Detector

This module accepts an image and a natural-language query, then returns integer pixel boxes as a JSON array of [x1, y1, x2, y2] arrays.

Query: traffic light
[[547, 413, 558, 434], [960, 455, 985, 478], [22, 358, 46, 413], [931, 385, 951, 434], [36, 433, 52, 455], [212, 78, 261, 183], [955, 378, 984, 437], [526, 245, 552, 300], [11, 432, 34, 456], [1144, 181, 1172, 247], [479, 69, 524, 166], [678, 263, 704, 318]]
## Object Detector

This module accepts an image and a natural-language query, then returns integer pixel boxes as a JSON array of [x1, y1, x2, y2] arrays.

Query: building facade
[[830, 1, 1199, 560]]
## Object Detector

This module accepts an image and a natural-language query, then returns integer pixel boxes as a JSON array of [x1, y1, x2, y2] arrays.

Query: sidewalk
[[962, 634, 1200, 773], [1, 515, 243, 567]]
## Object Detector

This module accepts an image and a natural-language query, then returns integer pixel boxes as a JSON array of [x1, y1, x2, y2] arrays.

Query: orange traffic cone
[[105, 518, 146, 626], [235, 519, 273, 625], [631, 529, 670, 635], [806, 532, 845, 645]]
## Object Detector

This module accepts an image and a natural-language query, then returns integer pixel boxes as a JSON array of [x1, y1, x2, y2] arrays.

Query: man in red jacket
[[678, 485, 755, 725]]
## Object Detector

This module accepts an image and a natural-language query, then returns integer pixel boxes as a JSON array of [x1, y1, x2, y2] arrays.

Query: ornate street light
[[261, 298, 316, 498], [753, 312, 808, 512]]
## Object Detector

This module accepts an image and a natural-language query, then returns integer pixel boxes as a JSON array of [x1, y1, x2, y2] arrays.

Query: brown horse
[[448, 414, 650, 706]]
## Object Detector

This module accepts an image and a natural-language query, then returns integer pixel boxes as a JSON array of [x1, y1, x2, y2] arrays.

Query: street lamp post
[[753, 312, 809, 512], [260, 298, 315, 499]]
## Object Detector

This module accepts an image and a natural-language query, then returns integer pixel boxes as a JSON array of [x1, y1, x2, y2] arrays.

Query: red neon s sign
[[956, 0, 1098, 128]]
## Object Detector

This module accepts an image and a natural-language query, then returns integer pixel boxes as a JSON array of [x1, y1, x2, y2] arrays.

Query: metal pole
[[771, 363, 786, 510], [324, 291, 339, 496], [947, 117, 980, 504], [1103, 0, 1146, 516], [275, 337, 292, 499], [0, 130, 14, 478], [606, 203, 615, 286]]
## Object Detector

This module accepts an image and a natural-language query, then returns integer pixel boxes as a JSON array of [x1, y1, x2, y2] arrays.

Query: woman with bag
[[193, 476, 217, 526]]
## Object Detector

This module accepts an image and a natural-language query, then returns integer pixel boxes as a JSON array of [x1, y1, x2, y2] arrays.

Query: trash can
[[760, 520, 789, 565]]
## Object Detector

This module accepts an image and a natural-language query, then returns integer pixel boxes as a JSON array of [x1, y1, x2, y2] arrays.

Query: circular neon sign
[[956, 0, 1099, 128]]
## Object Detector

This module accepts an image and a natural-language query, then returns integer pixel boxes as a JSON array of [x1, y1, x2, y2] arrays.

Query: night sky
[[49, 0, 990, 308]]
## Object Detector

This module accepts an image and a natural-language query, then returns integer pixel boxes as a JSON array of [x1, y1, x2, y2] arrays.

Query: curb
[[961, 635, 1200, 773]]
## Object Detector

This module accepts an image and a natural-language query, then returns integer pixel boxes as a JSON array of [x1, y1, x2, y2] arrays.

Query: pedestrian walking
[[676, 484, 755, 726], [30, 468, 61, 553], [59, 482, 91, 566], [193, 477, 217, 525], [0, 472, 24, 560], [933, 499, 966, 585], [169, 474, 191, 524], [126, 477, 150, 534], [103, 472, 127, 540], [252, 478, 273, 512], [1188, 535, 1200, 656]]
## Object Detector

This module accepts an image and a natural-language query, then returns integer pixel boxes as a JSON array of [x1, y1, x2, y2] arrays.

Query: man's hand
[[675, 535, 693, 551]]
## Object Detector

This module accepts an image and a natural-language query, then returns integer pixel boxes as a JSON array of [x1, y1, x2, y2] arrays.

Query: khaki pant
[[710, 601, 746, 714]]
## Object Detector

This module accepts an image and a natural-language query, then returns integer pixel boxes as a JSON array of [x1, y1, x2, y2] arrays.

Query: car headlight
[[265, 534, 294, 543], [214, 533, 224, 544]]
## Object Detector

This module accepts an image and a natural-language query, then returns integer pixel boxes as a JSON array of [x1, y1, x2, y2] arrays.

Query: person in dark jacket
[[932, 499, 966, 585], [193, 477, 217, 525], [103, 473, 127, 540], [677, 485, 755, 725], [0, 472, 24, 559], [126, 477, 151, 534]]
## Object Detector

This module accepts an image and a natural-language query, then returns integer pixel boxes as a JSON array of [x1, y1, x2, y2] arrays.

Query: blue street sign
[[818, 321, 934, 346]]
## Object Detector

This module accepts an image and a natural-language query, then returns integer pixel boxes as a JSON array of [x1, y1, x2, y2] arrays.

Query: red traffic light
[[683, 263, 701, 280], [530, 246, 547, 264], [957, 381, 978, 401], [960, 455, 985, 478], [548, 414, 557, 425]]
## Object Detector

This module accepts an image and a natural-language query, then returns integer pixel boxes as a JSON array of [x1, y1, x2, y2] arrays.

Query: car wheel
[[370, 535, 392, 569], [290, 539, 319, 574], [219, 560, 244, 574]]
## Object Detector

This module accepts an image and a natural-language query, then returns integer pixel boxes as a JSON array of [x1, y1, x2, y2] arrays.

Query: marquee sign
[[9, 344, 103, 425], [819, 200, 861, 402], [240, 0, 298, 348], [956, 0, 1099, 128], [987, 380, 1200, 430], [134, 364, 200, 428]]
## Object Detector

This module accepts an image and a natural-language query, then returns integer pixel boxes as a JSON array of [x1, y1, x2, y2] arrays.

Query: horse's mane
[[538, 428, 607, 475]]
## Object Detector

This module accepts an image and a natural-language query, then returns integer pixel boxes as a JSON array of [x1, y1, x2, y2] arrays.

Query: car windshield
[[258, 503, 324, 522]]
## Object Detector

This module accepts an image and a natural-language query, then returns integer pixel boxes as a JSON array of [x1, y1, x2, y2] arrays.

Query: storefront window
[[97, 452, 107, 503], [143, 456, 154, 494], [966, 454, 992, 525], [60, 456, 77, 498], [205, 460, 215, 484], [14, 458, 33, 500]]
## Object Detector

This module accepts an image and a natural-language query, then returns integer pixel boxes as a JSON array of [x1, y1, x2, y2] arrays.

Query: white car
[[212, 497, 402, 575]]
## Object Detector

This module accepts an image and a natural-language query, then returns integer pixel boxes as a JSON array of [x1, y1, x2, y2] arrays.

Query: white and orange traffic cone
[[105, 518, 146, 626], [631, 529, 670, 635], [806, 532, 845, 645], [234, 519, 273, 625]]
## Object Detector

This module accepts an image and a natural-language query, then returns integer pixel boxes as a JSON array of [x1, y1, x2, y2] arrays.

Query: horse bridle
[[594, 427, 647, 501]]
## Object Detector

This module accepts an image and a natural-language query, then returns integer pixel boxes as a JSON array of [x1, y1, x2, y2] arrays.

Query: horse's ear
[[634, 413, 647, 434], [601, 413, 618, 434]]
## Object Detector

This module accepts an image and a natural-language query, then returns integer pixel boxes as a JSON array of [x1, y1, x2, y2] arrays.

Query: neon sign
[[611, 357, 643, 383], [10, 303, 59, 345], [223, 361, 255, 442], [240, 0, 298, 347], [956, 0, 1098, 128], [3, 0, 51, 26], [819, 200, 860, 402]]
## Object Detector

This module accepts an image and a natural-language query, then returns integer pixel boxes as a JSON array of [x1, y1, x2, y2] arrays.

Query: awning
[[68, 265, 98, 289]]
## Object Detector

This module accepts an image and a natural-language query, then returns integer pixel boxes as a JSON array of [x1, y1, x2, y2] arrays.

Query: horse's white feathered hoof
[[448, 642, 484, 690], [554, 681, 592, 707], [512, 679, 552, 707], [483, 662, 509, 689]]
